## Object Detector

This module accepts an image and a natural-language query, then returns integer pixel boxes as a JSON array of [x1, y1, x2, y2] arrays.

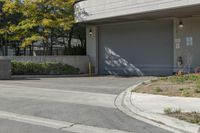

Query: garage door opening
[[98, 20, 174, 76]]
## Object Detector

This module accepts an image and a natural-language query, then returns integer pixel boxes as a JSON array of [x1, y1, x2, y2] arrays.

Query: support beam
[[86, 26, 98, 74]]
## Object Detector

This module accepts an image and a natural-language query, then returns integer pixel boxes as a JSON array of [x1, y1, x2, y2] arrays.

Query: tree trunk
[[32, 42, 34, 56], [29, 45, 32, 56], [50, 35, 53, 56], [24, 47, 26, 56], [68, 27, 73, 48], [42, 39, 45, 55], [17, 42, 20, 56], [4, 45, 8, 56]]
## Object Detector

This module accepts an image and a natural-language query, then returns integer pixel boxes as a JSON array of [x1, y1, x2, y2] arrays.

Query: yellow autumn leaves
[[0, 0, 75, 47]]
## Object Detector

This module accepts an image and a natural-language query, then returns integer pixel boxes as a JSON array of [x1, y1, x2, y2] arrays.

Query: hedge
[[11, 61, 80, 75]]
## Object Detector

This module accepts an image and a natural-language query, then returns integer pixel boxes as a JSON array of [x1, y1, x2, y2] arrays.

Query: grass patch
[[164, 108, 200, 125], [164, 108, 181, 115], [164, 108, 173, 114], [151, 79, 158, 83], [169, 74, 200, 83], [179, 88, 191, 97], [134, 74, 200, 98], [154, 87, 163, 93], [195, 88, 200, 93], [195, 81, 200, 93]]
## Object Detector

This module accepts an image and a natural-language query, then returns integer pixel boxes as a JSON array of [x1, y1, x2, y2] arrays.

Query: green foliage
[[164, 108, 181, 115], [174, 109, 181, 114], [63, 45, 86, 55], [195, 88, 200, 93], [165, 110, 200, 125], [160, 77, 168, 81], [164, 108, 173, 114], [151, 79, 158, 83], [195, 80, 200, 93], [179, 88, 191, 97], [189, 112, 200, 124], [0, 0, 75, 47], [194, 80, 200, 93], [154, 87, 163, 93], [168, 74, 200, 83], [11, 61, 79, 75], [131, 89, 136, 92]]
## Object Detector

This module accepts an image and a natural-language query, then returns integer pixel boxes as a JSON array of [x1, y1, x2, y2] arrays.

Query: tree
[[0, 0, 75, 49], [0, 0, 23, 55]]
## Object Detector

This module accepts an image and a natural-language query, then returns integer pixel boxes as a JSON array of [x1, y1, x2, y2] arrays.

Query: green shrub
[[195, 80, 200, 93], [173, 109, 181, 114], [195, 88, 200, 93], [160, 77, 168, 81], [190, 112, 200, 124], [154, 87, 163, 93], [151, 79, 158, 83], [164, 108, 181, 115], [11, 61, 80, 75], [164, 108, 173, 114], [179, 88, 191, 97]]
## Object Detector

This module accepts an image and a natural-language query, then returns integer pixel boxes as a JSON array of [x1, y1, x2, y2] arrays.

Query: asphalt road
[[0, 76, 173, 133]]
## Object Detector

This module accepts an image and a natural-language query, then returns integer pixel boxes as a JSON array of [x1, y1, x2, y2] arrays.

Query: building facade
[[75, 0, 200, 76]]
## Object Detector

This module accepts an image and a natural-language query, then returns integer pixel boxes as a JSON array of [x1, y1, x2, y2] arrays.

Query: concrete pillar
[[173, 18, 178, 73], [86, 26, 98, 74], [0, 57, 11, 79]]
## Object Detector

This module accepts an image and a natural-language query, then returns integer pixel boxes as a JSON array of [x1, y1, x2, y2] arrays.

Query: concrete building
[[74, 0, 200, 76]]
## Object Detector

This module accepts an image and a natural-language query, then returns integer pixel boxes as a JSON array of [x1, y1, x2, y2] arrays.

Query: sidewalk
[[115, 83, 200, 133], [132, 93, 200, 114]]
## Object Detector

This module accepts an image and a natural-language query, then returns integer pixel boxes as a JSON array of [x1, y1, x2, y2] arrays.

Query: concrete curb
[[11, 74, 90, 79], [115, 81, 200, 133]]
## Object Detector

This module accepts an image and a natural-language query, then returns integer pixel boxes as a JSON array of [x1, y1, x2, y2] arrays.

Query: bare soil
[[167, 112, 200, 125], [134, 75, 200, 98]]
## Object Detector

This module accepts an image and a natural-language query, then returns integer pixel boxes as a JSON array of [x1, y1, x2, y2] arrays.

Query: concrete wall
[[0, 57, 11, 79], [175, 17, 200, 73], [86, 26, 98, 73], [7, 56, 90, 74], [75, 0, 200, 22], [98, 20, 173, 76]]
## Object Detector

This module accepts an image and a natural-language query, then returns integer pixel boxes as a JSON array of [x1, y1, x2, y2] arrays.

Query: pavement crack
[[59, 123, 76, 130], [59, 126, 69, 130], [69, 123, 76, 128]]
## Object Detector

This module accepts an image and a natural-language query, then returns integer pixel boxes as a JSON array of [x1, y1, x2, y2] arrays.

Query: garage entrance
[[98, 20, 174, 76]]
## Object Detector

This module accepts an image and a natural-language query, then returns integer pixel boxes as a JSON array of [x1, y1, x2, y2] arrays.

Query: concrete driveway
[[0, 76, 172, 133]]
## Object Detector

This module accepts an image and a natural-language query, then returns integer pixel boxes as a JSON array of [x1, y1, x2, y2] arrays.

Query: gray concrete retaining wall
[[7, 56, 90, 74], [0, 57, 11, 79]]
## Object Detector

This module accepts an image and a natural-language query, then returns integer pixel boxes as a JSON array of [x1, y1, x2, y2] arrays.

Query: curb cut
[[115, 81, 200, 133]]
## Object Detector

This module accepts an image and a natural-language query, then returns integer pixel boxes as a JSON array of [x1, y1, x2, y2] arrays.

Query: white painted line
[[0, 84, 117, 108], [0, 110, 132, 133], [0, 110, 73, 129], [0, 84, 115, 97], [66, 124, 132, 133], [0, 81, 117, 89]]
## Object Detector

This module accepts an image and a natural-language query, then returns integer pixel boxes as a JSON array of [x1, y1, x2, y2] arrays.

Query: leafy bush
[[164, 109, 200, 125], [164, 108, 173, 114], [11, 61, 80, 75], [63, 46, 86, 55], [179, 88, 191, 97], [195, 80, 200, 93], [164, 108, 181, 115], [189, 112, 200, 124], [154, 87, 163, 93]]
